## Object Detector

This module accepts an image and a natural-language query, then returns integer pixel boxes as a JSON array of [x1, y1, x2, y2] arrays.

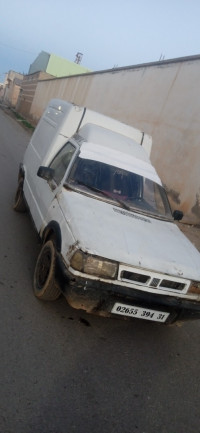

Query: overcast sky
[[0, 0, 200, 81]]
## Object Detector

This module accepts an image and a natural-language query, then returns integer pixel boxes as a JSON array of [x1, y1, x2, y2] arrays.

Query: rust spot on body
[[66, 241, 80, 259], [165, 186, 181, 204], [192, 193, 200, 217]]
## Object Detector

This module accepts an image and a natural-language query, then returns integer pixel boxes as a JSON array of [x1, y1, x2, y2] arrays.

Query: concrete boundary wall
[[30, 56, 200, 224]]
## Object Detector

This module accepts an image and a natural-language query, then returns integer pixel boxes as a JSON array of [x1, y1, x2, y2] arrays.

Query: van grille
[[160, 280, 185, 291], [151, 278, 161, 288], [119, 266, 188, 293], [121, 271, 149, 284]]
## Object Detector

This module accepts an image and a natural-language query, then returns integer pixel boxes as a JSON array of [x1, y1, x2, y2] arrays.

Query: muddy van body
[[14, 99, 200, 324]]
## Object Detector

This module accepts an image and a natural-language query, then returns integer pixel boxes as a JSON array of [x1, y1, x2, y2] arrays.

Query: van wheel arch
[[18, 164, 25, 182], [13, 178, 27, 213], [42, 221, 62, 252]]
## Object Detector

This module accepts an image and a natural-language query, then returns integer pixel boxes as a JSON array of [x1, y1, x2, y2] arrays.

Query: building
[[0, 83, 4, 100], [15, 50, 91, 118], [3, 71, 24, 107], [2, 51, 91, 112], [28, 51, 91, 77]]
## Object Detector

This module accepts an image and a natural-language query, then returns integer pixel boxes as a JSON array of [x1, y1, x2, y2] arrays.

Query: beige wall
[[30, 57, 200, 224], [17, 71, 54, 118]]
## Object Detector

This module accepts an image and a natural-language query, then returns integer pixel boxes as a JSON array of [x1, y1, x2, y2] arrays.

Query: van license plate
[[111, 303, 169, 322]]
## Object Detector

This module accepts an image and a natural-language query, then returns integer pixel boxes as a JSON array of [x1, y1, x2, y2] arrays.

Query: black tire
[[33, 240, 61, 300], [13, 179, 27, 212]]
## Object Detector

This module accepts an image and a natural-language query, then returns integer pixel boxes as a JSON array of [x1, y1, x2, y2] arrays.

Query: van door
[[29, 140, 77, 232]]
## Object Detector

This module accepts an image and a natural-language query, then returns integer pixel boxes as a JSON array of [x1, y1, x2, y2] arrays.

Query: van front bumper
[[56, 260, 200, 324]]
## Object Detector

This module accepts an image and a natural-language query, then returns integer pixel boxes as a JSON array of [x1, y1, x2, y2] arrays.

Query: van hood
[[59, 190, 200, 281]]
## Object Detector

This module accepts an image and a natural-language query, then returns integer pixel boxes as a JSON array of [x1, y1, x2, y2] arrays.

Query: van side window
[[49, 142, 76, 185]]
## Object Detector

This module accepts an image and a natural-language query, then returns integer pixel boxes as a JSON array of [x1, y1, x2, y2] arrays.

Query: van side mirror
[[37, 166, 54, 181], [173, 210, 183, 221]]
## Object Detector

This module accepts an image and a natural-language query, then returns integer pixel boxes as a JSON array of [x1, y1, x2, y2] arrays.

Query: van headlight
[[188, 281, 200, 294], [70, 250, 118, 279]]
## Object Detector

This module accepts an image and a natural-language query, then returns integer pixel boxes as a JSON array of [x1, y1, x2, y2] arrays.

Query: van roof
[[78, 123, 150, 163]]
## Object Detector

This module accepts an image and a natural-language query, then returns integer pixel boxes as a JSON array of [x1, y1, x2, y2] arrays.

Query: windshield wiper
[[74, 181, 131, 211]]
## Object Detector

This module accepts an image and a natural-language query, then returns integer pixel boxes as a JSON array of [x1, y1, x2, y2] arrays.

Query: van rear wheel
[[13, 179, 27, 212], [33, 240, 61, 300]]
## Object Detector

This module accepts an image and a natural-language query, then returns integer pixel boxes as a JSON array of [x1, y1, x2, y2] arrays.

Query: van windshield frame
[[66, 156, 173, 221]]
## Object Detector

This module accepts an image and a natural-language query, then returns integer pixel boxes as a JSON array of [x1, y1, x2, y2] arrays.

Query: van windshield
[[67, 157, 173, 220]]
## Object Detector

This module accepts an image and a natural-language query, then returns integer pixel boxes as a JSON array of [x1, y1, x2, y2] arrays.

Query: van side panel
[[22, 100, 84, 231], [31, 102, 84, 159], [23, 134, 70, 231]]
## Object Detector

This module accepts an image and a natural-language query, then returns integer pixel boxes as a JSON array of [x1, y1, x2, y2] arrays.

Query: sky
[[1, 0, 200, 82]]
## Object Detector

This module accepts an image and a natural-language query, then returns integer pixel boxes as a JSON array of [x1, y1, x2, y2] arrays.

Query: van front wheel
[[33, 240, 61, 300]]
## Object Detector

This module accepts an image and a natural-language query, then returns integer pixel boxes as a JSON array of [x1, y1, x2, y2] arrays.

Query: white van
[[14, 99, 200, 324]]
